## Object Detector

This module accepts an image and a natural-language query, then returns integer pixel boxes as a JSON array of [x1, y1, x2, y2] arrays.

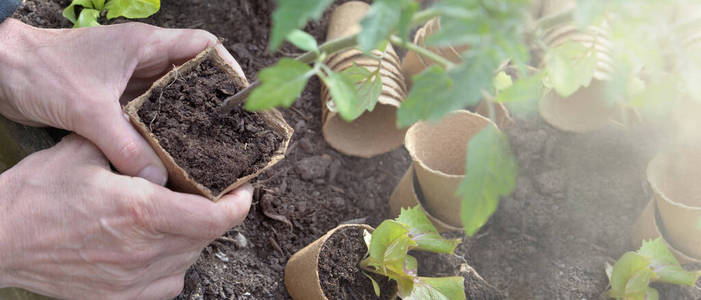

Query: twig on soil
[[268, 236, 284, 255], [149, 65, 181, 130]]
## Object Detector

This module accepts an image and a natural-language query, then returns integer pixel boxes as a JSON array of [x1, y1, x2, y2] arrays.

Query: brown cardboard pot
[[401, 17, 469, 83], [124, 46, 293, 201], [284, 224, 398, 300], [646, 147, 701, 258], [321, 1, 408, 158], [632, 199, 701, 264], [404, 110, 495, 227], [389, 165, 463, 233]]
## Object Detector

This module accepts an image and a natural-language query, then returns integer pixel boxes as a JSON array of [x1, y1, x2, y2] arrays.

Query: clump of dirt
[[317, 226, 396, 300], [137, 58, 283, 195]]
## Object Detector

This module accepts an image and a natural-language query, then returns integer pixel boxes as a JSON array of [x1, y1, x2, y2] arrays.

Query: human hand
[[0, 135, 252, 299], [0, 19, 242, 185]]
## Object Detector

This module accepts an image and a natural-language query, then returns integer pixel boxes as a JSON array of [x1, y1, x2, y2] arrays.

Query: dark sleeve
[[0, 0, 20, 24]]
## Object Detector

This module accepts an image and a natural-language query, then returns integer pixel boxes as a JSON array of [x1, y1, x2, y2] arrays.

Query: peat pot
[[320, 1, 408, 158], [646, 147, 701, 259], [285, 224, 398, 300], [124, 46, 293, 201], [403, 110, 496, 228], [633, 199, 701, 264]]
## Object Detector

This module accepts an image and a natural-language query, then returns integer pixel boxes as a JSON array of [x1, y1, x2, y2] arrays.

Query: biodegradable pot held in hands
[[124, 46, 293, 201], [404, 110, 495, 228], [285, 224, 398, 300], [645, 147, 701, 259], [320, 1, 408, 158]]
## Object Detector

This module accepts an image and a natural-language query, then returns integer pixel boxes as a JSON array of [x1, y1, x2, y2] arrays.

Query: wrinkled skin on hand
[[0, 19, 241, 185], [0, 135, 252, 299], [0, 20, 253, 299]]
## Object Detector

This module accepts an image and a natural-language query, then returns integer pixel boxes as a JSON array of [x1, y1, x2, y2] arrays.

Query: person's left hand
[[0, 19, 242, 185]]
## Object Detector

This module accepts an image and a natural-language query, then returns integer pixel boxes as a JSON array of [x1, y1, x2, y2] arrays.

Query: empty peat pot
[[285, 224, 398, 300], [320, 1, 408, 158], [404, 110, 496, 227], [389, 165, 463, 233], [124, 46, 293, 201], [646, 147, 701, 258], [633, 199, 701, 264]]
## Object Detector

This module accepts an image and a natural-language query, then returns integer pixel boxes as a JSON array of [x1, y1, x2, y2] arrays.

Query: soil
[[13, 1, 701, 300], [317, 226, 396, 300], [137, 58, 283, 195]]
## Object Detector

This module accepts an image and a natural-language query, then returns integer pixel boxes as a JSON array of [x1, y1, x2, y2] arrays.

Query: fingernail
[[138, 165, 168, 186]]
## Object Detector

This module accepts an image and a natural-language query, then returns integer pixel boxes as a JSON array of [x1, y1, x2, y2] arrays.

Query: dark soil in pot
[[13, 0, 701, 299], [318, 226, 396, 300], [137, 58, 283, 195]]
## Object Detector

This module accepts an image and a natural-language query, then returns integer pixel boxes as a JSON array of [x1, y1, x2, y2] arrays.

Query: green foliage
[[63, 0, 159, 28], [268, 0, 334, 51], [245, 59, 313, 111], [360, 207, 465, 300], [358, 0, 417, 52], [544, 41, 598, 97], [286, 29, 319, 53], [320, 69, 364, 121], [608, 238, 701, 300], [457, 125, 517, 236], [342, 64, 383, 113]]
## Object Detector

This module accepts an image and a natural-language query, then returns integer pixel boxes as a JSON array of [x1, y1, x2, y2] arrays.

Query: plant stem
[[389, 35, 456, 69], [411, 8, 441, 27], [217, 34, 359, 114]]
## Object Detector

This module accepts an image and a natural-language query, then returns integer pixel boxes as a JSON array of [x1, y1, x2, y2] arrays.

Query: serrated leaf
[[342, 64, 382, 112], [397, 2, 418, 44], [286, 29, 318, 52], [74, 8, 101, 28], [404, 276, 466, 300], [322, 70, 364, 121], [395, 206, 461, 254], [367, 220, 410, 268], [63, 0, 95, 24], [493, 71, 513, 91], [545, 41, 597, 97], [404, 254, 418, 275], [92, 0, 105, 10], [105, 0, 160, 19], [269, 0, 334, 51], [608, 252, 655, 299], [398, 50, 499, 127], [358, 0, 402, 52], [245, 59, 312, 111], [457, 125, 517, 236], [496, 71, 546, 118]]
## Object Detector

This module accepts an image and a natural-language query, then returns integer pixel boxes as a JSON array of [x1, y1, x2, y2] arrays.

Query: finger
[[131, 26, 218, 79], [76, 102, 167, 186], [133, 273, 185, 300], [149, 184, 253, 239], [53, 134, 109, 167]]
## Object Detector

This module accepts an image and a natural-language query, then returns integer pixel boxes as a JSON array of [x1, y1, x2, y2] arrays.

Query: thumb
[[77, 102, 167, 185]]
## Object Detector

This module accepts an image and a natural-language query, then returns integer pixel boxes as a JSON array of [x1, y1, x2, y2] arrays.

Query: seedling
[[606, 238, 701, 300], [63, 0, 160, 28], [360, 206, 465, 299]]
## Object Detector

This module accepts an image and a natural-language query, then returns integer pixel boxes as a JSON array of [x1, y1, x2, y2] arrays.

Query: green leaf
[[269, 0, 334, 51], [366, 220, 415, 273], [574, 0, 606, 28], [395, 206, 461, 254], [362, 272, 381, 297], [74, 8, 101, 28], [286, 29, 318, 52], [493, 71, 513, 92], [245, 59, 312, 111], [398, 49, 499, 127], [646, 287, 659, 300], [544, 41, 598, 97], [457, 125, 517, 236], [358, 0, 402, 52], [342, 64, 382, 112], [91, 0, 105, 10], [496, 71, 546, 118], [638, 239, 700, 286], [404, 277, 466, 300], [321, 70, 364, 121], [608, 252, 656, 299], [63, 0, 95, 24], [105, 0, 160, 19], [396, 1, 418, 44]]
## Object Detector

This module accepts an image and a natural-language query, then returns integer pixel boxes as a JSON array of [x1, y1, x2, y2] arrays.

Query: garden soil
[[13, 0, 701, 299], [137, 57, 283, 195]]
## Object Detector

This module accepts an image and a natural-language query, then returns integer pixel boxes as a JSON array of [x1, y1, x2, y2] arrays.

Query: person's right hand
[[0, 135, 252, 300]]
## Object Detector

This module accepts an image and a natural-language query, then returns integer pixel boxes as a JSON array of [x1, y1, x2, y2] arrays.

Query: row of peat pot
[[634, 146, 701, 264]]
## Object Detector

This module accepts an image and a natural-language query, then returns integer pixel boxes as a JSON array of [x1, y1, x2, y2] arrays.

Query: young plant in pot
[[285, 206, 465, 300]]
